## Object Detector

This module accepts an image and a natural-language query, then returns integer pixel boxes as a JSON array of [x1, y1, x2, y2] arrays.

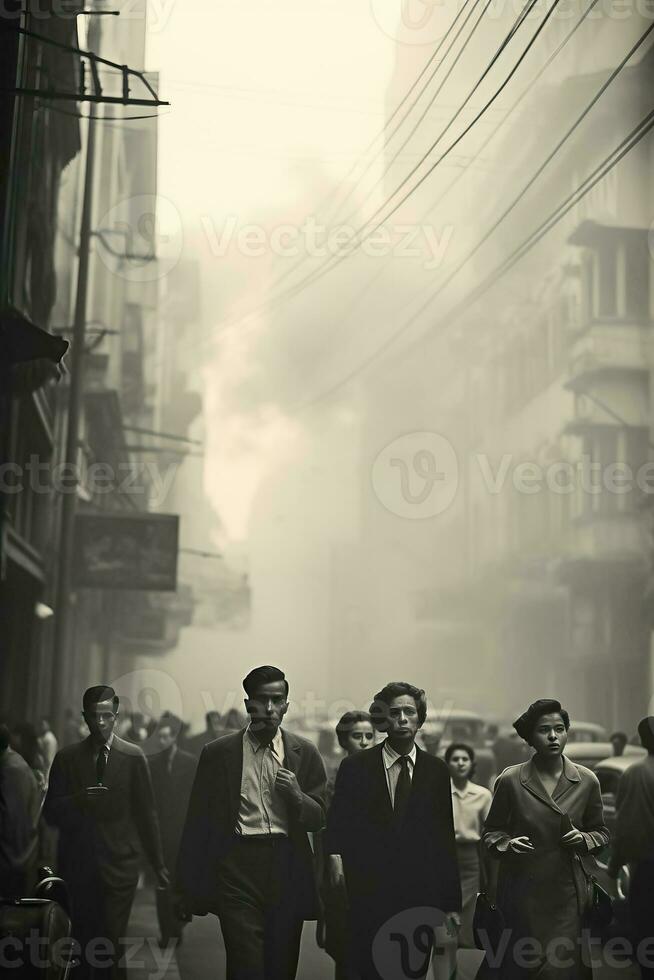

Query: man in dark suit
[[149, 714, 197, 947], [610, 716, 654, 977], [326, 681, 462, 980], [43, 686, 169, 979], [176, 665, 326, 980]]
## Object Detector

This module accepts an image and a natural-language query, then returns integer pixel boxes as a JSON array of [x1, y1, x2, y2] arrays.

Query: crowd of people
[[2, 672, 654, 980]]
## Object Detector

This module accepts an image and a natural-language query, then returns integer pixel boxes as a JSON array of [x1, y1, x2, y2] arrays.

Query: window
[[624, 234, 650, 320]]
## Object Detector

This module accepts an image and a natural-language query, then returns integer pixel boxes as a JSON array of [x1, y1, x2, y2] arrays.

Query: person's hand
[[561, 829, 586, 851], [508, 836, 535, 854], [156, 868, 171, 890], [172, 893, 194, 922], [275, 768, 303, 806], [444, 912, 461, 938]]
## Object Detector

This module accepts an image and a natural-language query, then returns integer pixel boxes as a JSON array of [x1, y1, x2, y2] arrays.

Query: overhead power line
[[292, 105, 654, 414], [206, 0, 553, 344]]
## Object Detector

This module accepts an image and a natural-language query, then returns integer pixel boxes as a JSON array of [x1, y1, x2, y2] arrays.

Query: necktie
[[96, 745, 108, 785], [394, 756, 411, 825]]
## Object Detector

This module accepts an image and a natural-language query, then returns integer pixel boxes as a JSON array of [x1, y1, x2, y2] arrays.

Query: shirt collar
[[383, 739, 417, 770], [245, 725, 284, 760], [451, 780, 482, 798]]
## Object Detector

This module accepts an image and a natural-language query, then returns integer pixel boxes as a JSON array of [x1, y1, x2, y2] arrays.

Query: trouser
[[216, 836, 304, 980], [352, 913, 435, 980], [70, 870, 138, 980], [155, 885, 183, 944], [629, 859, 654, 978]]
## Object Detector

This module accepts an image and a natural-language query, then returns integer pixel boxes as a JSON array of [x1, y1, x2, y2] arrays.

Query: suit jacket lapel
[[225, 730, 245, 825], [552, 756, 581, 805], [78, 736, 98, 788], [281, 729, 301, 774], [370, 743, 393, 823]]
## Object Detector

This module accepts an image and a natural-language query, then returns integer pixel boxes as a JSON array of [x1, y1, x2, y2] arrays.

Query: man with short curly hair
[[326, 681, 461, 980]]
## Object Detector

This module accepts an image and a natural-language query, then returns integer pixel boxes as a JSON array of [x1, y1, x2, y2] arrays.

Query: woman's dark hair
[[243, 666, 289, 698], [335, 711, 372, 749], [513, 699, 570, 744], [445, 742, 475, 764], [369, 682, 427, 730]]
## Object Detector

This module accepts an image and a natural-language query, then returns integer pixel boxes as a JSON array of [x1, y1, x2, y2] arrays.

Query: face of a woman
[[530, 712, 568, 757], [344, 722, 375, 755], [448, 749, 472, 781]]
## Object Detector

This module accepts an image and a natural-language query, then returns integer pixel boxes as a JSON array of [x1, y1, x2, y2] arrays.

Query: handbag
[[586, 873, 613, 930]]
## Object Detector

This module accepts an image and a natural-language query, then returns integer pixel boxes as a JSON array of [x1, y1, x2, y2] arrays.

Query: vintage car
[[565, 741, 645, 772], [566, 720, 609, 743]]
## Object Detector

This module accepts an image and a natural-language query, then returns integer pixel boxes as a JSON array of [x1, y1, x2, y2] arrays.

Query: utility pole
[[51, 22, 100, 724]]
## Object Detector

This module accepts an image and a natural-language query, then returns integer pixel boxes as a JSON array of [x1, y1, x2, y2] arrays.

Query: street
[[127, 889, 640, 980]]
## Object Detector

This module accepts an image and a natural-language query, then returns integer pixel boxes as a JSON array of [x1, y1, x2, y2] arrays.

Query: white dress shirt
[[236, 727, 289, 836], [450, 780, 493, 842], [382, 740, 417, 808]]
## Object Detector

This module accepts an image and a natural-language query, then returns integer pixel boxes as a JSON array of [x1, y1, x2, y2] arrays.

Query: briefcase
[[0, 897, 72, 980]]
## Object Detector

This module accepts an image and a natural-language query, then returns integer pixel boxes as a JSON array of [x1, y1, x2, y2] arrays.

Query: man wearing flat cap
[[482, 698, 609, 979], [610, 716, 654, 976]]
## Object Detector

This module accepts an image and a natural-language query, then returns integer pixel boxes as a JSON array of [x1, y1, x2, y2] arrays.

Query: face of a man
[[344, 721, 375, 755], [245, 680, 288, 734], [448, 749, 472, 781], [83, 699, 118, 744], [158, 725, 176, 751], [530, 712, 567, 758], [383, 695, 421, 745]]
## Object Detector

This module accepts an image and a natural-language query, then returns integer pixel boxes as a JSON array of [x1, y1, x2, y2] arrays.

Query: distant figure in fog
[[224, 707, 246, 730], [12, 721, 47, 793], [44, 685, 169, 980], [482, 699, 609, 979], [326, 682, 461, 980], [186, 710, 225, 758], [610, 731, 628, 757], [0, 723, 40, 897], [609, 716, 654, 977], [38, 717, 59, 777], [149, 714, 197, 947], [176, 665, 326, 980], [318, 711, 375, 980], [445, 743, 492, 949], [62, 706, 83, 746]]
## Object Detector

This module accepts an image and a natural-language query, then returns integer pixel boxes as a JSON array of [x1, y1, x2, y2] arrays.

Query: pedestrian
[[481, 698, 609, 979], [149, 714, 197, 948], [185, 710, 225, 758], [609, 731, 628, 757], [62, 706, 83, 746], [609, 716, 654, 977], [325, 681, 462, 980], [38, 717, 59, 778], [445, 743, 493, 949], [175, 665, 327, 980], [0, 723, 41, 898], [43, 685, 169, 979], [317, 710, 375, 980], [12, 721, 48, 794]]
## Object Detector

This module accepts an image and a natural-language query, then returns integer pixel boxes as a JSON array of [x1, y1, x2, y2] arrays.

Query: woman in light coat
[[481, 699, 609, 979]]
